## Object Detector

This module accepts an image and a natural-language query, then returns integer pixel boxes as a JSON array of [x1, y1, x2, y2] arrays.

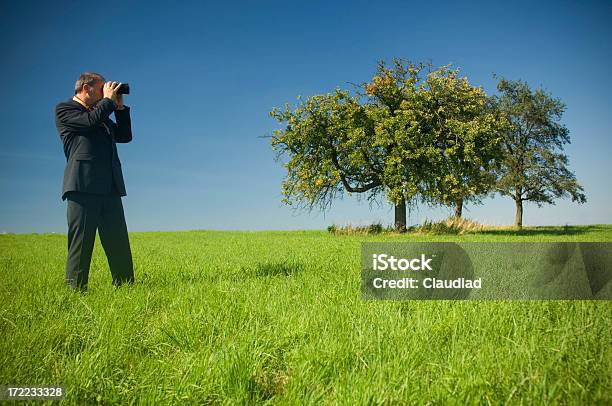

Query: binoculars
[[117, 83, 130, 95]]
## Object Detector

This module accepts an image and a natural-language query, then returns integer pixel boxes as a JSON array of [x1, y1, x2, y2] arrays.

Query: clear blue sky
[[1, 0, 610, 233]]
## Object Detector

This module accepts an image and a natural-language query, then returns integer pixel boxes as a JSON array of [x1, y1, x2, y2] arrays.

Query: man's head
[[74, 72, 105, 106]]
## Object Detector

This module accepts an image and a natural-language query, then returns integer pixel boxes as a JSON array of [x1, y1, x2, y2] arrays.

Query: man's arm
[[56, 98, 118, 131], [113, 106, 133, 143]]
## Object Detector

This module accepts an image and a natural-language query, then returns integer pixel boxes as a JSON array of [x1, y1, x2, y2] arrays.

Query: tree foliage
[[494, 78, 586, 227], [417, 65, 506, 215], [270, 89, 383, 211]]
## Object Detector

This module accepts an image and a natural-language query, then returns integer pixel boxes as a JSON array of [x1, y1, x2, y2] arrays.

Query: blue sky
[[1, 0, 610, 233]]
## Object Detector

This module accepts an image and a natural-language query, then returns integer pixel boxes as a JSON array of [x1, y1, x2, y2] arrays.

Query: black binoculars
[[117, 83, 130, 95]]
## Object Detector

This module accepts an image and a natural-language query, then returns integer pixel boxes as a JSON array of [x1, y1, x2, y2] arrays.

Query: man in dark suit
[[55, 72, 134, 291]]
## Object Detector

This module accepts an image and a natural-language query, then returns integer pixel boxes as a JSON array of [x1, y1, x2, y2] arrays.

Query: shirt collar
[[72, 96, 92, 111]]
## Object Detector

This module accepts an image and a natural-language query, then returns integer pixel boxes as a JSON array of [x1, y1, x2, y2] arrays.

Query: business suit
[[55, 96, 134, 290]]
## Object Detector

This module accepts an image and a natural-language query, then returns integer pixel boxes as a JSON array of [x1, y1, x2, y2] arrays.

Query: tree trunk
[[514, 198, 523, 228], [394, 199, 406, 232], [454, 199, 463, 218]]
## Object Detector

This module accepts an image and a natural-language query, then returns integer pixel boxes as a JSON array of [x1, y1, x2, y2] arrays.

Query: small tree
[[494, 78, 586, 228]]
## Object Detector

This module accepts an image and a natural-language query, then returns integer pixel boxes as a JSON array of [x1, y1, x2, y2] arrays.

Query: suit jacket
[[55, 97, 132, 200]]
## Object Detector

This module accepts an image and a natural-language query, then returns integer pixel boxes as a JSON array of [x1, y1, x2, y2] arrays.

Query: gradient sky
[[1, 0, 610, 233]]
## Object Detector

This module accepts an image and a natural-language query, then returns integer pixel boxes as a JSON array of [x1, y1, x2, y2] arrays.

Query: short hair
[[74, 72, 104, 94]]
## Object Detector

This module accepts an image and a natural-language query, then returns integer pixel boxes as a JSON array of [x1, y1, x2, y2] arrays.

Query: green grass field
[[1, 225, 611, 404]]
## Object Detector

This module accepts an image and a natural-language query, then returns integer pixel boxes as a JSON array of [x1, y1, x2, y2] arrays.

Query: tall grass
[[1, 226, 611, 404], [417, 217, 492, 234]]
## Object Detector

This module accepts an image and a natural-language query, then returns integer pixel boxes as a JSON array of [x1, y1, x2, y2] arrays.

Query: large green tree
[[494, 78, 586, 228]]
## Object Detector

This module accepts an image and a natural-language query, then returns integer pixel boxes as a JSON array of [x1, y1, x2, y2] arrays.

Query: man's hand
[[103, 81, 124, 109]]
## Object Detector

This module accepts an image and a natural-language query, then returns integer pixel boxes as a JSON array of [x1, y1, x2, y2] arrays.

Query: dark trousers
[[65, 191, 134, 290]]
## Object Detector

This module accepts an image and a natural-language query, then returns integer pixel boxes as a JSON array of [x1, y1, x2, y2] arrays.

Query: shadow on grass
[[253, 261, 304, 277], [475, 225, 607, 237]]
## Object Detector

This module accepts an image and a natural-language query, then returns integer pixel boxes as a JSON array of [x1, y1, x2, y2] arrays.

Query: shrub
[[417, 217, 487, 235], [327, 222, 388, 235]]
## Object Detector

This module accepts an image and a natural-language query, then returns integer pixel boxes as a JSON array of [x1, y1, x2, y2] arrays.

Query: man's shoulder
[[56, 98, 80, 112]]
